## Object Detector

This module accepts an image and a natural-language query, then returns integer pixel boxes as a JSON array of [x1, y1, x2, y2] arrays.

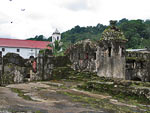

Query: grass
[[59, 91, 141, 113], [11, 88, 33, 101]]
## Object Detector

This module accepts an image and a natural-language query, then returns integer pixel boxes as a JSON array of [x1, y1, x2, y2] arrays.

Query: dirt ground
[[0, 80, 149, 113]]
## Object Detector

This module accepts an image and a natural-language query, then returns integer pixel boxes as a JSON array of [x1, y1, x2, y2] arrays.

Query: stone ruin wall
[[67, 39, 97, 72], [0, 53, 33, 85], [0, 46, 149, 85], [66, 39, 150, 81], [36, 50, 71, 81], [36, 52, 53, 80], [96, 40, 126, 79], [0, 49, 71, 85], [126, 51, 150, 82]]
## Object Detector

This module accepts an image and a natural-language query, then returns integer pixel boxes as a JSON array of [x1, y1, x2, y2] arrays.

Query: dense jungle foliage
[[27, 18, 150, 49]]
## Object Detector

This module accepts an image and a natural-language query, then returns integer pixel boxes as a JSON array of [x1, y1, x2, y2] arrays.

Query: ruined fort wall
[[67, 40, 97, 72], [97, 41, 126, 79], [126, 51, 150, 81], [36, 50, 70, 80]]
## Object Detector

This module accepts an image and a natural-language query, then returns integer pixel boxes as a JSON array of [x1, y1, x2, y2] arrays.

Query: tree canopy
[[26, 19, 150, 49]]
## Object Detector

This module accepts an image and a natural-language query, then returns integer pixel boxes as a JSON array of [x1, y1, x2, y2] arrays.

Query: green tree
[[48, 40, 63, 56]]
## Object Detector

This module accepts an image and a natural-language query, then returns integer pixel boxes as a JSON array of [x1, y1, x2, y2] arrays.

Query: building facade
[[0, 38, 51, 58]]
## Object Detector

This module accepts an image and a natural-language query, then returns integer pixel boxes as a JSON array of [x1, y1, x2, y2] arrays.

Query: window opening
[[2, 48, 5, 52], [108, 47, 111, 57], [17, 49, 20, 52]]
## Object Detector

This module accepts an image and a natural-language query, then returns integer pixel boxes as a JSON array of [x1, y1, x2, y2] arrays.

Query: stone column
[[0, 52, 2, 85]]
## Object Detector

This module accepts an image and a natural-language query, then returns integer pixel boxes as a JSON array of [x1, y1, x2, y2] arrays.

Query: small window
[[108, 47, 111, 57], [17, 49, 20, 52], [2, 48, 5, 52], [57, 36, 59, 40], [94, 53, 96, 60]]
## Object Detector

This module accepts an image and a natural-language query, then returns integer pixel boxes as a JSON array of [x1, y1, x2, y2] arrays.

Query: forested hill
[[27, 18, 150, 49]]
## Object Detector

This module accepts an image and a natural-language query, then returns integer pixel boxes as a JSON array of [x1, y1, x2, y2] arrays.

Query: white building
[[0, 38, 51, 59], [52, 29, 61, 43]]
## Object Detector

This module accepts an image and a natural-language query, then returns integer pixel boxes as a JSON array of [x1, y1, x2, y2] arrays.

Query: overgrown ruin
[[66, 20, 150, 81], [0, 20, 150, 86]]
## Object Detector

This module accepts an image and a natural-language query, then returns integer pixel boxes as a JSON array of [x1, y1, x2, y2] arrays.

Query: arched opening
[[131, 77, 141, 81], [29, 56, 34, 59]]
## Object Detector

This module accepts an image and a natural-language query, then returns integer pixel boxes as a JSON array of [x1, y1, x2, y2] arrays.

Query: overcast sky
[[0, 0, 150, 39]]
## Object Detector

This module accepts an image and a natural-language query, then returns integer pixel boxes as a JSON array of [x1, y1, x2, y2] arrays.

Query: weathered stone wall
[[97, 40, 126, 79], [67, 21, 127, 79], [36, 49, 70, 80], [36, 53, 53, 80], [96, 21, 127, 79], [0, 53, 33, 85], [126, 51, 150, 82], [66, 39, 97, 72]]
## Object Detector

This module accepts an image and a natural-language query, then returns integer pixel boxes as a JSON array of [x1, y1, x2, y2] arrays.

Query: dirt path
[[0, 81, 149, 113], [0, 82, 110, 113]]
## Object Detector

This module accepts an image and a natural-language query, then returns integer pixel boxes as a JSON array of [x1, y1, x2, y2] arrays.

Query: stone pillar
[[97, 20, 127, 79], [0, 52, 2, 84]]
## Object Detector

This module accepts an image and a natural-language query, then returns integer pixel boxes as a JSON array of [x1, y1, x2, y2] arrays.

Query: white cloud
[[0, 0, 150, 39]]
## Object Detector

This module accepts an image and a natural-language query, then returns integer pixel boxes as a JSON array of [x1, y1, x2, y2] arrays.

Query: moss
[[52, 67, 74, 80], [100, 25, 127, 41], [126, 56, 147, 62], [35, 110, 42, 113], [59, 91, 139, 113], [11, 88, 33, 101], [1, 74, 14, 85], [78, 81, 150, 105]]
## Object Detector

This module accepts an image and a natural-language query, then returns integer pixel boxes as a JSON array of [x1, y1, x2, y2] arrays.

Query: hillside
[[27, 18, 150, 49]]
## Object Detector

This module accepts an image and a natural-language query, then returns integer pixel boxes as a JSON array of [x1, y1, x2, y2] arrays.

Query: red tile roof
[[0, 38, 51, 49]]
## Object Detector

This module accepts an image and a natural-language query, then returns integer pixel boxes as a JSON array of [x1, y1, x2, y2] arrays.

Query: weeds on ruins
[[0, 20, 150, 113]]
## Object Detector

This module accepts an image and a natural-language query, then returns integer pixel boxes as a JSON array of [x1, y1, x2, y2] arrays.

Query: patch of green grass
[[11, 88, 33, 101], [59, 91, 141, 113], [35, 110, 42, 113]]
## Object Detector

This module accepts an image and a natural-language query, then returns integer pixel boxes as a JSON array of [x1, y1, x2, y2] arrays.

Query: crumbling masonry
[[0, 20, 150, 85], [67, 21, 150, 81]]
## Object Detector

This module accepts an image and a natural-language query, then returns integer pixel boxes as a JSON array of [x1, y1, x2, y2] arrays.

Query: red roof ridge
[[0, 38, 52, 49]]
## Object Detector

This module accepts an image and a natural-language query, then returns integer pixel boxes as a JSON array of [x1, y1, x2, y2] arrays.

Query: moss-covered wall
[[126, 51, 150, 82], [0, 53, 33, 85], [36, 51, 71, 81], [97, 21, 127, 79], [66, 39, 97, 72]]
